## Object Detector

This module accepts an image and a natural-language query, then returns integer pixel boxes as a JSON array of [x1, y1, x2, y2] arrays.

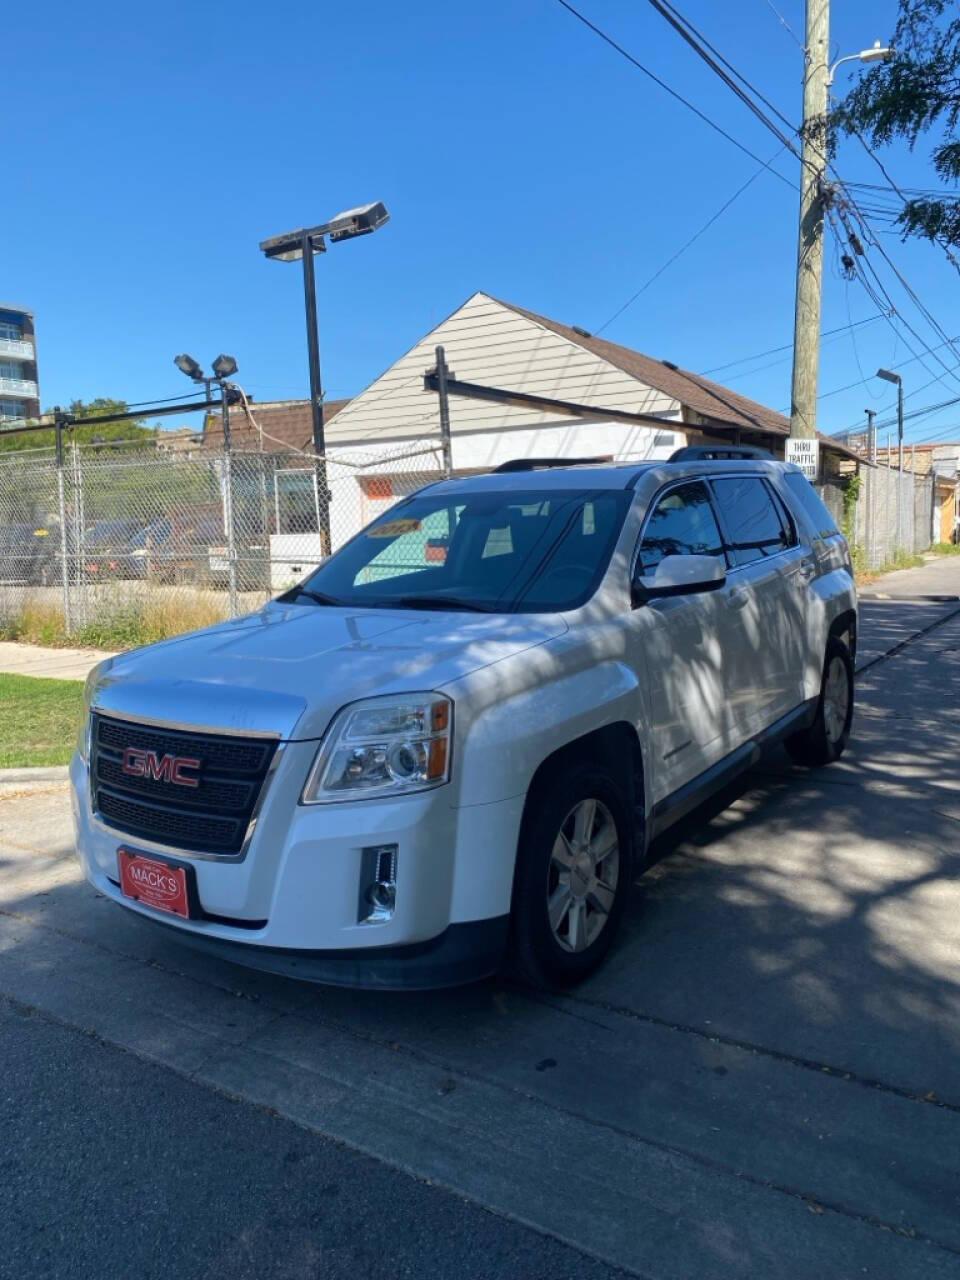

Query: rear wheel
[[786, 636, 854, 767], [511, 761, 634, 987]]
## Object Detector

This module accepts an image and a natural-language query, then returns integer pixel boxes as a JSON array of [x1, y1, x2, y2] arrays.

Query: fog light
[[368, 881, 396, 912], [358, 844, 398, 924]]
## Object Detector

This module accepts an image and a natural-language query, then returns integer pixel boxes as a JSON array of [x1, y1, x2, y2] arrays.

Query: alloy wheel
[[547, 797, 620, 953], [823, 655, 850, 745]]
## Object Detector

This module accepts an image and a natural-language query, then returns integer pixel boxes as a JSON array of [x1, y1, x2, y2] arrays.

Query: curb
[[859, 593, 960, 603], [0, 765, 70, 794]]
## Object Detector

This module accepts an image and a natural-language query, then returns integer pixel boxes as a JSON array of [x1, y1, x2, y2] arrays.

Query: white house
[[212, 291, 861, 562]]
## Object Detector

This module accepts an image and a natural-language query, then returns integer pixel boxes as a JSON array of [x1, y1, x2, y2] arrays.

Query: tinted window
[[710, 477, 793, 567], [637, 481, 725, 574], [782, 472, 839, 539], [767, 482, 798, 548]]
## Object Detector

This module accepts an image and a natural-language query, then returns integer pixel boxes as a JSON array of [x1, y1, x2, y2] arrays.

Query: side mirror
[[632, 553, 726, 606]]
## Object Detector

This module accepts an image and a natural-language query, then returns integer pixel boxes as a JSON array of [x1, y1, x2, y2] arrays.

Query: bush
[[0, 595, 231, 650]]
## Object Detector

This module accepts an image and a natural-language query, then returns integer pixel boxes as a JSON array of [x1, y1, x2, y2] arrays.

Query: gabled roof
[[494, 297, 857, 456]]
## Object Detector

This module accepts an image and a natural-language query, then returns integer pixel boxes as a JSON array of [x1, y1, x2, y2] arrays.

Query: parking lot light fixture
[[174, 353, 206, 381], [258, 201, 390, 553], [211, 354, 238, 380]]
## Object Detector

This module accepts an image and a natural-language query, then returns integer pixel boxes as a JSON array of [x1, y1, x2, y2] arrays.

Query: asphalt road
[[0, 1000, 623, 1280], [3, 558, 960, 1279]]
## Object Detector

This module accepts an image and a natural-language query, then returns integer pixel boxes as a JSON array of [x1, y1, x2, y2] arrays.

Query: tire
[[786, 636, 854, 767], [511, 760, 634, 987]]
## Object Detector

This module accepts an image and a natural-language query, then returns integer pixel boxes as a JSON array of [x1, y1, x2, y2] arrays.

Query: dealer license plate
[[118, 848, 191, 919]]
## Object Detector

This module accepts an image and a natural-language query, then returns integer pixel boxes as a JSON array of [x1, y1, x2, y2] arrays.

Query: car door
[[627, 479, 742, 803], [708, 475, 806, 735]]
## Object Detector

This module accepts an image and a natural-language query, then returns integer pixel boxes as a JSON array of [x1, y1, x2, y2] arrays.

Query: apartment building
[[0, 304, 40, 425]]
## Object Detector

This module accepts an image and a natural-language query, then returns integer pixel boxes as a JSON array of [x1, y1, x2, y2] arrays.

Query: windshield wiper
[[382, 594, 496, 613], [284, 585, 344, 607]]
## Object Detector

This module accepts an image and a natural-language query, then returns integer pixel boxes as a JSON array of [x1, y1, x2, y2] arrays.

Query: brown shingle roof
[[494, 297, 861, 460], [203, 398, 350, 453]]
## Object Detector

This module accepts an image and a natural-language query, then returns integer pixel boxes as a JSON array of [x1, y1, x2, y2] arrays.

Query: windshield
[[288, 487, 630, 613]]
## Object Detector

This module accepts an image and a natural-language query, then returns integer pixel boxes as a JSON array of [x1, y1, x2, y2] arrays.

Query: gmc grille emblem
[[122, 746, 201, 788]]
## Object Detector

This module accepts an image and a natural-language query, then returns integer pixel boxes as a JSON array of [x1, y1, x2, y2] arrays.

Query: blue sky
[[4, 0, 959, 446]]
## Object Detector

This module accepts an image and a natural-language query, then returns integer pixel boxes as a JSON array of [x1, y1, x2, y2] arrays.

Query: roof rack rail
[[669, 445, 773, 462], [492, 456, 613, 473]]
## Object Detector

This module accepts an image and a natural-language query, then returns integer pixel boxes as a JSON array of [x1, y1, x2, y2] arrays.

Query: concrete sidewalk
[[860, 550, 960, 600], [0, 640, 116, 682]]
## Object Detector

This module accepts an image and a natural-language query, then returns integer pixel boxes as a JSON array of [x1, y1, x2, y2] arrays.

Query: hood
[[91, 603, 567, 740]]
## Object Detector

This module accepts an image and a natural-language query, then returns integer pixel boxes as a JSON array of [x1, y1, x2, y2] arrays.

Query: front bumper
[[70, 749, 517, 989], [121, 911, 509, 990]]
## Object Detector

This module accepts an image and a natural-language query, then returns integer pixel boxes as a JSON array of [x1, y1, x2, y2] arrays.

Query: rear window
[[782, 473, 839, 539]]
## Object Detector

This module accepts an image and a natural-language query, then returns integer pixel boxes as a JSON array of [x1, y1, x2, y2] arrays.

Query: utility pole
[[864, 408, 876, 462], [789, 0, 830, 442], [864, 408, 876, 566]]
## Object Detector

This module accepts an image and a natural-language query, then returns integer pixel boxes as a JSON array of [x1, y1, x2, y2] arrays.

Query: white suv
[[71, 451, 856, 989]]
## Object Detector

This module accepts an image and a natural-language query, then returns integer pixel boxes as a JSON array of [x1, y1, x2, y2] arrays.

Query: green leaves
[[831, 0, 960, 247]]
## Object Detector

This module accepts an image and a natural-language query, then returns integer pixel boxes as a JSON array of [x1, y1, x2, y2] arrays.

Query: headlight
[[302, 694, 453, 804]]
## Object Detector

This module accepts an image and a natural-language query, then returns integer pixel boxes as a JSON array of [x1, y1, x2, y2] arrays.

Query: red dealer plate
[[118, 848, 191, 919]]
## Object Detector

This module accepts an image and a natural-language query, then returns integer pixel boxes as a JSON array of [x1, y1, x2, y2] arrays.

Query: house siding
[[325, 293, 679, 450]]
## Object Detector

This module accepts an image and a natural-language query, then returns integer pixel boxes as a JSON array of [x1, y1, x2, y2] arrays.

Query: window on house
[[0, 321, 23, 342], [274, 469, 319, 535], [0, 362, 23, 379]]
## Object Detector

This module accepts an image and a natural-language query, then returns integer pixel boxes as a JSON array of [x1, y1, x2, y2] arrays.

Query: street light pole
[[299, 230, 331, 554], [877, 366, 904, 552], [259, 201, 390, 560]]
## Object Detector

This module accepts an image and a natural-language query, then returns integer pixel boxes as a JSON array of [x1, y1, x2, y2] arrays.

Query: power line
[[833, 361, 960, 430], [911, 421, 960, 445], [829, 200, 960, 395], [848, 130, 960, 275], [699, 315, 884, 375], [845, 193, 960, 362], [763, 0, 805, 52], [649, 0, 798, 140], [595, 146, 786, 334], [642, 0, 809, 168], [847, 394, 960, 435], [553, 0, 796, 187]]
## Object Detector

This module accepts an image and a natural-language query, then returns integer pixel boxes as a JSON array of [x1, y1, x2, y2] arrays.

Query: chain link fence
[[0, 439, 445, 638], [0, 438, 945, 641]]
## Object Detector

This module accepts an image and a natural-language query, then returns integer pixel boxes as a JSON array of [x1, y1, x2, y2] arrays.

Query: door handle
[[728, 586, 749, 609], [798, 558, 816, 581]]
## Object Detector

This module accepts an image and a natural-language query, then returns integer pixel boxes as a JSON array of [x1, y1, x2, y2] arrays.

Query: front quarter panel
[[441, 626, 644, 924]]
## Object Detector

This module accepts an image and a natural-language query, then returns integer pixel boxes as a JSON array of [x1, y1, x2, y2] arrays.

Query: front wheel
[[786, 636, 854, 767], [511, 762, 634, 987]]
